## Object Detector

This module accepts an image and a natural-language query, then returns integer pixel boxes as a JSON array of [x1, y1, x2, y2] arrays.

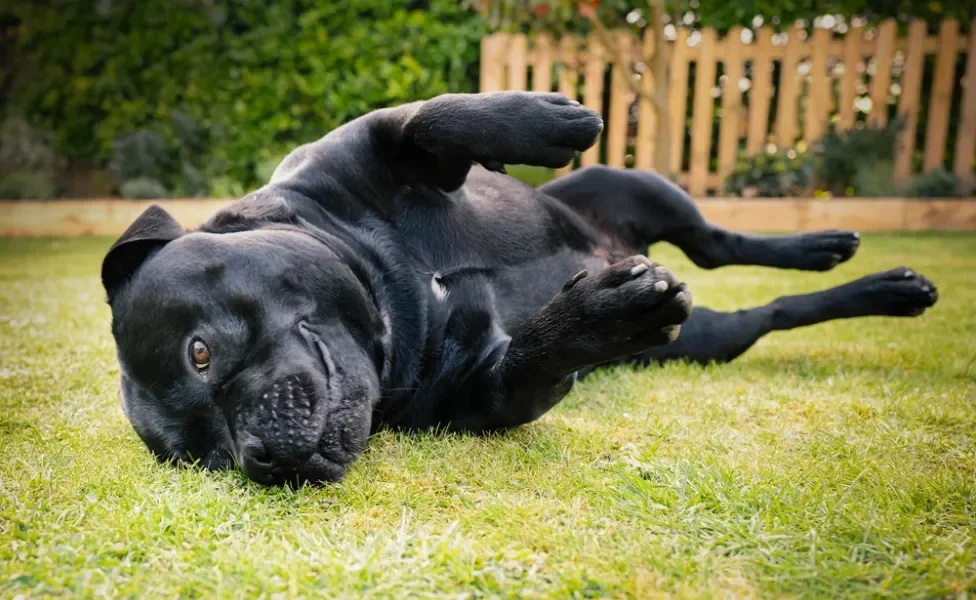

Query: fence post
[[894, 20, 928, 182], [954, 19, 976, 191], [868, 19, 897, 127], [480, 34, 505, 93], [838, 25, 863, 131], [532, 33, 555, 93], [581, 33, 606, 167], [804, 27, 831, 144], [924, 19, 960, 171], [746, 27, 774, 155], [555, 36, 580, 177], [775, 27, 802, 148], [668, 28, 690, 176], [717, 27, 744, 187], [689, 28, 717, 195], [634, 28, 657, 171], [606, 30, 633, 169], [507, 33, 529, 91]]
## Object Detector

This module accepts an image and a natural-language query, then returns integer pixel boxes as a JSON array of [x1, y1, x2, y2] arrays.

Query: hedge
[[1, 0, 485, 194]]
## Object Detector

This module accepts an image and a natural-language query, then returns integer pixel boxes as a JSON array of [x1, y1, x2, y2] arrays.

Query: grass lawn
[[1, 233, 975, 598]]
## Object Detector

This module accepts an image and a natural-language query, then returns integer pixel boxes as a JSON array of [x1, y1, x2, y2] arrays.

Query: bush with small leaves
[[120, 177, 169, 200], [0, 171, 58, 200], [904, 169, 963, 198], [726, 149, 814, 198]]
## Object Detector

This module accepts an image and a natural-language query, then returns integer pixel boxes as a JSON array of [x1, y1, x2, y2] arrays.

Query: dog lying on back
[[102, 92, 937, 485]]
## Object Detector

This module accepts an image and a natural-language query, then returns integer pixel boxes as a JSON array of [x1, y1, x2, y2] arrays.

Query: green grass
[[2, 234, 975, 598]]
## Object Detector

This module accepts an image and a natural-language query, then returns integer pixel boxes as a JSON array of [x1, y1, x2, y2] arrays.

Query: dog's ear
[[102, 205, 184, 303]]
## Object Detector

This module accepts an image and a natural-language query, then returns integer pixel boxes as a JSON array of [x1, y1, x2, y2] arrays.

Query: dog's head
[[102, 205, 387, 485]]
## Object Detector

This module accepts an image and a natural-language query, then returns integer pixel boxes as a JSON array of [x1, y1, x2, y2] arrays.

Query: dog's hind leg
[[606, 267, 939, 366], [540, 166, 861, 272]]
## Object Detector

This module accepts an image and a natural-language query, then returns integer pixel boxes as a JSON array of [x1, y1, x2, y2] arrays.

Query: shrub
[[816, 120, 902, 195], [852, 161, 898, 198], [0, 171, 58, 200], [4, 0, 486, 191], [725, 149, 814, 198], [0, 118, 61, 176], [905, 169, 962, 198], [120, 177, 169, 200], [109, 130, 168, 187]]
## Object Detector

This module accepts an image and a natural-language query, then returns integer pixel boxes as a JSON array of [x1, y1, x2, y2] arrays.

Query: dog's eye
[[189, 339, 211, 371]]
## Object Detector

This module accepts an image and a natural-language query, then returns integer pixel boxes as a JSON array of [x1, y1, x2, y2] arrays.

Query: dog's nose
[[239, 435, 275, 483]]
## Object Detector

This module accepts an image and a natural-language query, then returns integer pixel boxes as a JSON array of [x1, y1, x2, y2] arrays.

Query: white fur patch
[[431, 272, 449, 301]]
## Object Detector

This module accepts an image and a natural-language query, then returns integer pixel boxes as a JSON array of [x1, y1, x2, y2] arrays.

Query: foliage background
[[0, 0, 485, 195]]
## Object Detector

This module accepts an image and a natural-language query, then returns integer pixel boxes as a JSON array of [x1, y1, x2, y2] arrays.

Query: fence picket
[[894, 20, 927, 182], [607, 30, 633, 168], [717, 27, 744, 186], [689, 28, 718, 195], [924, 19, 960, 171], [804, 27, 831, 143], [634, 28, 657, 171], [668, 28, 690, 175], [746, 27, 774, 155], [507, 34, 529, 91], [532, 33, 554, 93], [868, 19, 897, 127], [954, 20, 976, 191], [775, 28, 802, 147], [555, 36, 579, 177], [839, 25, 863, 131], [581, 33, 605, 167]]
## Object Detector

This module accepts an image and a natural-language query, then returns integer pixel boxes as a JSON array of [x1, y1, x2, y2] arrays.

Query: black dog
[[102, 92, 938, 485]]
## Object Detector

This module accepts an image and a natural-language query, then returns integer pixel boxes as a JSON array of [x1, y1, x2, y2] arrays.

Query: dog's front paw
[[562, 256, 693, 351], [499, 92, 603, 168]]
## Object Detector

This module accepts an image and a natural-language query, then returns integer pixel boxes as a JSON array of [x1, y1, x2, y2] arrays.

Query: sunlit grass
[[1, 234, 974, 598]]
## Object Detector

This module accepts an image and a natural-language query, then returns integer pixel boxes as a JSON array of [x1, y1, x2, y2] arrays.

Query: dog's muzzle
[[237, 372, 327, 483]]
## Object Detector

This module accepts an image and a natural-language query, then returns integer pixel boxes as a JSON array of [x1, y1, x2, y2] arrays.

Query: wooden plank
[[668, 27, 690, 175], [868, 19, 897, 127], [5, 198, 976, 237], [507, 33, 529, 91], [581, 33, 605, 167], [746, 27, 774, 155], [804, 27, 831, 143], [689, 28, 718, 195], [953, 20, 976, 192], [894, 20, 928, 182], [531, 33, 554, 93], [717, 27, 744, 186], [923, 19, 960, 171], [775, 28, 803, 147], [606, 30, 633, 168], [479, 33, 506, 92], [839, 25, 863, 131], [634, 28, 657, 171], [555, 36, 580, 176], [902, 199, 976, 231]]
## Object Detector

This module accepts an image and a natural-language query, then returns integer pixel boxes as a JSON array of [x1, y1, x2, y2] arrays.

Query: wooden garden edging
[[2, 198, 975, 237]]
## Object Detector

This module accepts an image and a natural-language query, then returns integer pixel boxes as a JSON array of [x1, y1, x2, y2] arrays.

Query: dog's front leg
[[453, 257, 692, 431], [375, 91, 603, 191]]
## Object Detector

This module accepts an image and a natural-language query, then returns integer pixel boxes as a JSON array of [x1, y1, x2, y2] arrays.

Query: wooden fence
[[480, 19, 976, 196]]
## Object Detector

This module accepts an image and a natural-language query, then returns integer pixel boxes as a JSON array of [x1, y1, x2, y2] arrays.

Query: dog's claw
[[482, 160, 507, 174], [563, 269, 589, 292], [653, 280, 669, 292]]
